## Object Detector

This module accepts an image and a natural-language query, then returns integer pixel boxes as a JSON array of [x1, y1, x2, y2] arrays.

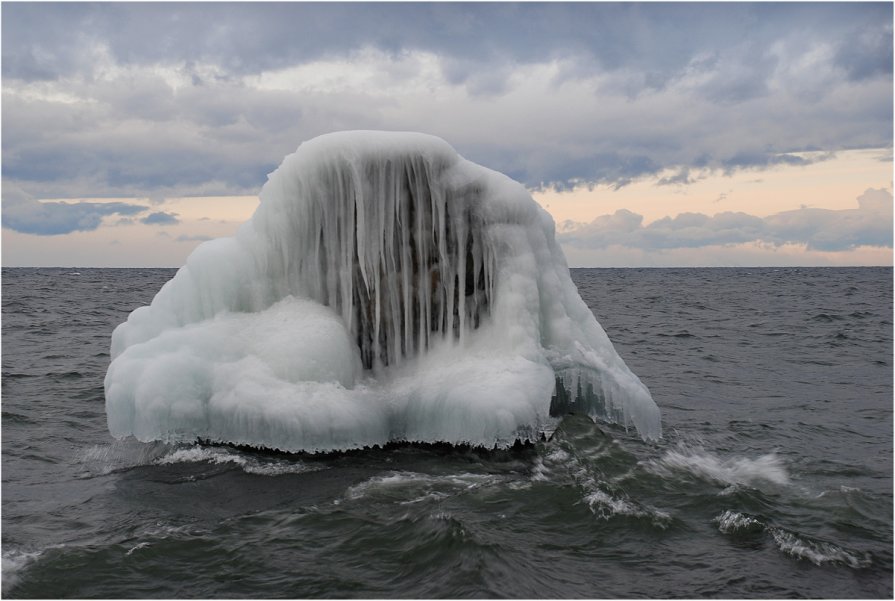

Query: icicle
[[455, 205, 467, 345]]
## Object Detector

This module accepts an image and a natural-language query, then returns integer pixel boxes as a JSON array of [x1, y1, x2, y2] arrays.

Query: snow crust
[[105, 131, 661, 452]]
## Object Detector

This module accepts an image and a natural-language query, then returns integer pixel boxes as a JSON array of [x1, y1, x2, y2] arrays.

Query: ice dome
[[104, 131, 661, 452]]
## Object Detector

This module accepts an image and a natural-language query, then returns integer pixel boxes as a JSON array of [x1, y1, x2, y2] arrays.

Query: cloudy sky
[[2, 2, 892, 267]]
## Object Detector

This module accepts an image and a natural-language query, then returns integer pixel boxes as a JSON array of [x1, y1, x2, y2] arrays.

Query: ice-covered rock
[[105, 131, 661, 452]]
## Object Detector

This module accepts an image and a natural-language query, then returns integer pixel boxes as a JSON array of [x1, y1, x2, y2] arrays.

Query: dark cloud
[[141, 212, 179, 225], [720, 152, 830, 175], [834, 21, 894, 81], [2, 185, 148, 235], [560, 189, 893, 252], [475, 146, 664, 192], [5, 3, 888, 81]]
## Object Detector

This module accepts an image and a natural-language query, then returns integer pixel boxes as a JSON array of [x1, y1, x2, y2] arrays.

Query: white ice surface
[[105, 131, 661, 452]]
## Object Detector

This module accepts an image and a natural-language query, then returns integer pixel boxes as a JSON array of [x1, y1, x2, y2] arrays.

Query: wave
[[343, 471, 506, 505], [79, 439, 171, 476], [533, 443, 671, 527], [645, 444, 790, 489], [121, 521, 210, 558], [2, 549, 44, 594], [79, 440, 316, 477], [714, 510, 871, 569], [155, 446, 319, 476]]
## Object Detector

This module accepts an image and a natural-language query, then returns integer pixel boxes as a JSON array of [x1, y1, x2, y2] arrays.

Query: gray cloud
[[1, 3, 891, 197], [720, 151, 833, 175], [141, 212, 180, 226], [560, 188, 893, 252], [2, 184, 148, 235], [6, 4, 887, 83], [834, 20, 894, 81], [764, 189, 894, 251], [656, 168, 695, 187]]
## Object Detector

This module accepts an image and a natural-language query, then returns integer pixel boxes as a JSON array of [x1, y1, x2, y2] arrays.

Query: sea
[[2, 266, 892, 598]]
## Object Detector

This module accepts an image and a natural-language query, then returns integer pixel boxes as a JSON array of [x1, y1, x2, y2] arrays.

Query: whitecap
[[714, 510, 871, 569], [125, 542, 151, 556], [768, 528, 870, 568], [155, 445, 317, 476], [344, 471, 504, 503], [533, 441, 671, 526], [646, 444, 789, 488], [1, 549, 43, 594], [714, 509, 764, 534]]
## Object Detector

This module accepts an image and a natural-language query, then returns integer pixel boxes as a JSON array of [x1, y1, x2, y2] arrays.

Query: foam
[[344, 471, 504, 503], [768, 528, 870, 568], [155, 446, 318, 476], [714, 510, 871, 568], [532, 440, 670, 526], [105, 131, 661, 452], [714, 509, 765, 534], [2, 549, 43, 594]]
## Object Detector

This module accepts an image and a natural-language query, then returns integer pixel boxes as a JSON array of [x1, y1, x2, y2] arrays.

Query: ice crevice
[[105, 131, 661, 453]]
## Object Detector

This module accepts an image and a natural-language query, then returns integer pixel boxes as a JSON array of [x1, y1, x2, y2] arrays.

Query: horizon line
[[2, 265, 892, 270]]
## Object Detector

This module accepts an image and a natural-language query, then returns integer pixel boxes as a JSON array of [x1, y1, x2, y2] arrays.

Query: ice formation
[[105, 131, 661, 452]]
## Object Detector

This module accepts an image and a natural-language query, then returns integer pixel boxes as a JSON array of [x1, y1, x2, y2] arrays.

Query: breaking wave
[[714, 510, 871, 569], [645, 444, 789, 488]]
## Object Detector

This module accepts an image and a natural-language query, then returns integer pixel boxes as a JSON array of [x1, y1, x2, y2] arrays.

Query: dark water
[[2, 267, 892, 598]]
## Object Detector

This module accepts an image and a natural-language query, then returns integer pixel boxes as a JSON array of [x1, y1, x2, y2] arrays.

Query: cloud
[[1, 184, 148, 235], [175, 234, 212, 243], [1, 3, 891, 197], [560, 188, 893, 252], [764, 189, 894, 251], [140, 211, 179, 225], [833, 20, 894, 81], [720, 151, 834, 175], [5, 4, 888, 84], [656, 168, 694, 187]]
